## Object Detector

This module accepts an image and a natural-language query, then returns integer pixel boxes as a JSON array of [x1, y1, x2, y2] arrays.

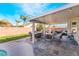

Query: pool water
[[0, 50, 7, 56]]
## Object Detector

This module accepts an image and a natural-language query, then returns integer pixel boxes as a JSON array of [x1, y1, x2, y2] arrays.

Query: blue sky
[[0, 3, 68, 25]]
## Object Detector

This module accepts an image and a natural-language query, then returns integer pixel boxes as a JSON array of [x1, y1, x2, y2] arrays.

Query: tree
[[15, 20, 21, 27], [20, 15, 30, 26]]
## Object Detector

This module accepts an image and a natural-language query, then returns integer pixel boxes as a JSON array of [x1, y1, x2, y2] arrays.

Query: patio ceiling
[[30, 4, 79, 24]]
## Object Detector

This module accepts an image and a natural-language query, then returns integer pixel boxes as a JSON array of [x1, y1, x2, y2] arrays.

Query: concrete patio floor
[[0, 38, 34, 56], [0, 37, 79, 56], [33, 39, 79, 56]]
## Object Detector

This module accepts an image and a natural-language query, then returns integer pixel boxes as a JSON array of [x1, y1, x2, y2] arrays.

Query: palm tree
[[15, 20, 21, 27], [20, 15, 30, 26]]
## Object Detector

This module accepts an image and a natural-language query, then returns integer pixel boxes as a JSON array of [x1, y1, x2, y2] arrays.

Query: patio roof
[[30, 4, 79, 24]]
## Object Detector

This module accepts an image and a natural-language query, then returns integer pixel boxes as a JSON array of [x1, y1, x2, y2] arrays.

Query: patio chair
[[68, 34, 78, 46], [35, 33, 43, 41], [45, 34, 52, 42], [52, 31, 62, 42]]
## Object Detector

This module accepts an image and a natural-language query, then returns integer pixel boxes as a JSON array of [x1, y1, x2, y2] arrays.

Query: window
[[72, 22, 76, 25]]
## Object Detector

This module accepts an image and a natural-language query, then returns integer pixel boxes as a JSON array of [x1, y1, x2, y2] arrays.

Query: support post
[[32, 22, 35, 43], [43, 24, 46, 35], [43, 23, 46, 39]]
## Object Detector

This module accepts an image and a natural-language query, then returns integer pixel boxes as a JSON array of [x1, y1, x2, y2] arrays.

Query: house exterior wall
[[67, 17, 79, 43]]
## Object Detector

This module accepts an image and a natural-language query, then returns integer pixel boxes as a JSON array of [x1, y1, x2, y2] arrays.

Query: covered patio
[[30, 4, 79, 44], [29, 4, 79, 56]]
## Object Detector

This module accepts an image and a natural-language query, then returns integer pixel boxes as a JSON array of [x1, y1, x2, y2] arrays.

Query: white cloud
[[0, 3, 49, 26], [20, 3, 48, 16], [0, 14, 22, 25]]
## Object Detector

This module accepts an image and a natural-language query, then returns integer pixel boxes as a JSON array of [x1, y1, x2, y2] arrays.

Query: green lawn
[[0, 34, 30, 43]]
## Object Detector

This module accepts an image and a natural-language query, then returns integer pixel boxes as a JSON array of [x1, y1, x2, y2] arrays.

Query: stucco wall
[[0, 27, 32, 36]]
